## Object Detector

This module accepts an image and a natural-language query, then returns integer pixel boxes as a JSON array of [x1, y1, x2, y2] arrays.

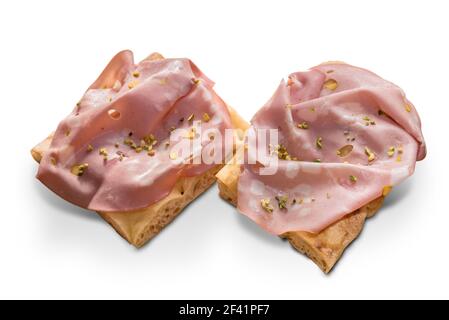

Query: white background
[[0, 0, 447, 299]]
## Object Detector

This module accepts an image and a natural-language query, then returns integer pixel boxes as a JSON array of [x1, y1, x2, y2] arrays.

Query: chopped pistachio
[[297, 122, 309, 129], [314, 159, 322, 163], [275, 195, 289, 210], [192, 78, 201, 85], [387, 146, 396, 157], [124, 138, 137, 149], [71, 163, 89, 176], [148, 150, 155, 157], [202, 113, 211, 122], [405, 103, 412, 113], [275, 144, 292, 160], [184, 127, 197, 139], [99, 148, 108, 160], [143, 134, 156, 146], [398, 146, 404, 154], [365, 147, 376, 162], [124, 138, 133, 145], [87, 144, 94, 152], [187, 114, 195, 122], [396, 155, 402, 162], [349, 175, 358, 183], [363, 116, 376, 126], [169, 152, 177, 160], [323, 79, 338, 90], [135, 147, 143, 153], [116, 151, 125, 161], [159, 78, 167, 85], [132, 71, 140, 78], [382, 186, 393, 197], [316, 137, 323, 149], [285, 103, 293, 109], [128, 80, 138, 89], [337, 144, 354, 157], [50, 157, 57, 166], [260, 198, 274, 213], [65, 129, 71, 136]]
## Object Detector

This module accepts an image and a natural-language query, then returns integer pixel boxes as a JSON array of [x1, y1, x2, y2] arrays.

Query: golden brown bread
[[99, 165, 222, 248], [31, 53, 248, 248], [216, 153, 385, 274], [217, 60, 392, 273]]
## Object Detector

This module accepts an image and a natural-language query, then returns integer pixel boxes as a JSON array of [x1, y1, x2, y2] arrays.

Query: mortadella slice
[[37, 50, 233, 212], [237, 63, 426, 235]]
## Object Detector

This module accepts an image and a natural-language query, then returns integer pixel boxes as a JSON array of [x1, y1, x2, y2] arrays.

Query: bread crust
[[216, 158, 384, 273]]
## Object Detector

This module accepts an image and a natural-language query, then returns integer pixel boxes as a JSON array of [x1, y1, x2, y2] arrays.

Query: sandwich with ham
[[31, 50, 247, 247], [216, 62, 426, 273]]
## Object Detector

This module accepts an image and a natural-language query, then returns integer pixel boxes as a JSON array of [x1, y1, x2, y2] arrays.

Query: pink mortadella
[[237, 63, 426, 235], [37, 50, 233, 212]]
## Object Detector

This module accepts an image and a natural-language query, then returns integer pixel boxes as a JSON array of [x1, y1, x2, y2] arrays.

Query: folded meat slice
[[36, 50, 233, 212], [237, 63, 426, 235]]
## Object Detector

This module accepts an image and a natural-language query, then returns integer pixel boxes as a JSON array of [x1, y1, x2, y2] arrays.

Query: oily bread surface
[[31, 52, 248, 248], [216, 156, 384, 273]]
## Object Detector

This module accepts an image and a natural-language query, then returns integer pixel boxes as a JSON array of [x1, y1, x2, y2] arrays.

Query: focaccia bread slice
[[32, 106, 247, 247], [216, 152, 385, 273], [216, 61, 426, 274], [31, 51, 248, 248]]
